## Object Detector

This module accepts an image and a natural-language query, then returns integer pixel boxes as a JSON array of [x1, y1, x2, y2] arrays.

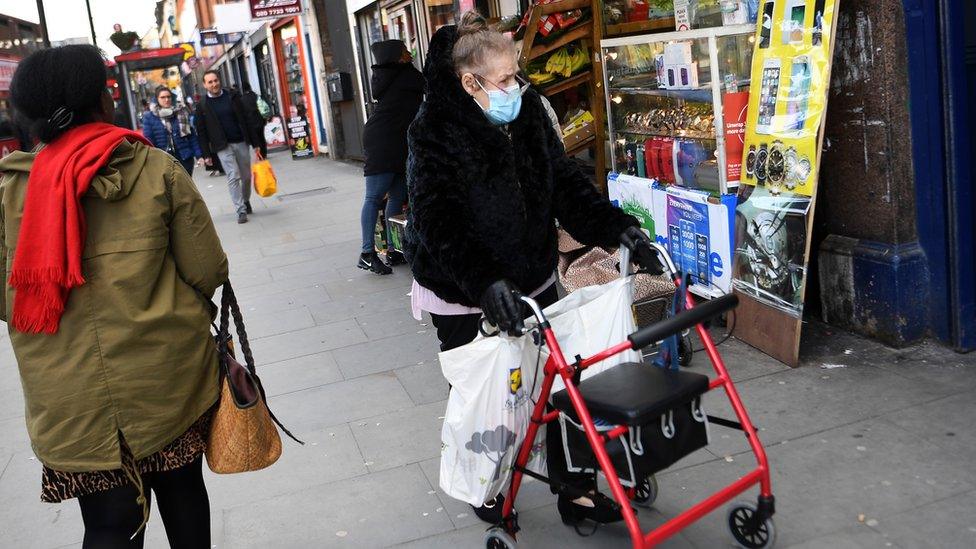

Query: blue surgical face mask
[[476, 80, 522, 125]]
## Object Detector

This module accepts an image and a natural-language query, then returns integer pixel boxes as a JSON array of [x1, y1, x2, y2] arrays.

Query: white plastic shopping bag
[[541, 277, 643, 393], [439, 334, 545, 506]]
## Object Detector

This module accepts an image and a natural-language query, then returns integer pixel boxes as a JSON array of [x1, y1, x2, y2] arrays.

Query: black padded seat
[[552, 363, 710, 426]]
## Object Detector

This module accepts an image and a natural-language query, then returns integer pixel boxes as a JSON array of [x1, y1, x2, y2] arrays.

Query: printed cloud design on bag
[[465, 425, 517, 485]]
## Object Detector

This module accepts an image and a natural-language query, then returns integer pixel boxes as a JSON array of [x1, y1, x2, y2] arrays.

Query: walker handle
[[627, 293, 738, 350]]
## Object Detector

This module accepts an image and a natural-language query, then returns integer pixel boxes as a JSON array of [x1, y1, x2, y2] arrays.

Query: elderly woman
[[142, 85, 202, 176], [0, 45, 226, 547], [405, 12, 652, 528]]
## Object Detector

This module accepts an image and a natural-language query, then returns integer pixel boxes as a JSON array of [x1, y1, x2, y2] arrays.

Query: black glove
[[480, 280, 525, 336], [620, 226, 665, 275]]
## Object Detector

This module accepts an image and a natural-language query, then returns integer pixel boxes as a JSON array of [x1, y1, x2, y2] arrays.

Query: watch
[[767, 141, 786, 189], [755, 143, 769, 185], [745, 145, 757, 180]]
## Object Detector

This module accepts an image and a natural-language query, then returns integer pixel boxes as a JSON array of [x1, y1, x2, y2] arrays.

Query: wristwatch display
[[755, 143, 769, 185], [766, 141, 787, 190], [745, 145, 757, 180]]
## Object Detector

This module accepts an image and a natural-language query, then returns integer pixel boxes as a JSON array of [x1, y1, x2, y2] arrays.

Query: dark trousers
[[77, 457, 210, 549], [430, 284, 594, 495], [178, 156, 195, 177], [361, 172, 407, 253]]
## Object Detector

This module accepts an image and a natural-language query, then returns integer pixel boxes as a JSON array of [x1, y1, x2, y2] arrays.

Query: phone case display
[[603, 24, 755, 195], [608, 174, 736, 293], [732, 0, 838, 367], [602, 0, 759, 37]]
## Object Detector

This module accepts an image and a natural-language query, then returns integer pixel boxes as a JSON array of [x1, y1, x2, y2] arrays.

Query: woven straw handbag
[[206, 282, 301, 474]]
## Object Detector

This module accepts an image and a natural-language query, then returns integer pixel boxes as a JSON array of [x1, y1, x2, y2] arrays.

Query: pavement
[[1, 150, 975, 548]]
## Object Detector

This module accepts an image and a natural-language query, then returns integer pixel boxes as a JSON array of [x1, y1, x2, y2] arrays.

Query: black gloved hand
[[619, 226, 665, 275], [480, 280, 526, 336]]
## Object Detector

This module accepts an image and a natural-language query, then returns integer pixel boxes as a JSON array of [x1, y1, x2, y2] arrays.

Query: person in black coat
[[358, 39, 425, 274], [240, 83, 268, 158], [404, 11, 656, 527]]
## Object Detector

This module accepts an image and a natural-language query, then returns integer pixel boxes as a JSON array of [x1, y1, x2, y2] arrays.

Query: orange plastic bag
[[252, 160, 277, 197]]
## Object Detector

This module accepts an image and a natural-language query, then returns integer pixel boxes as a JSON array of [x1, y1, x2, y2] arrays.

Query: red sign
[[0, 56, 19, 92], [249, 0, 302, 21], [723, 91, 749, 186]]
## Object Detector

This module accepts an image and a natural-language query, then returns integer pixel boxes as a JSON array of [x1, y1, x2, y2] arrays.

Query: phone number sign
[[249, 0, 302, 21]]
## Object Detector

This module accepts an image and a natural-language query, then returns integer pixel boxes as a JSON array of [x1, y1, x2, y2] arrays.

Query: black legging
[[77, 457, 210, 549]]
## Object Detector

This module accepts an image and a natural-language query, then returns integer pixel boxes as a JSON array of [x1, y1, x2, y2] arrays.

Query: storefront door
[[273, 18, 318, 156], [387, 2, 418, 59]]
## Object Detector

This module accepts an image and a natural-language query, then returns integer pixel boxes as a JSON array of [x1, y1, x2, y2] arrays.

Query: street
[[1, 151, 975, 548]]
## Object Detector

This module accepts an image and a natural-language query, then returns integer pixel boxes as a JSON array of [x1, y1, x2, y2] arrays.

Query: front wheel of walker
[[727, 501, 777, 549], [630, 474, 659, 508], [485, 527, 517, 548]]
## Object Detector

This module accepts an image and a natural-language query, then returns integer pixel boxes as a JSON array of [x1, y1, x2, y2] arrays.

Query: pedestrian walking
[[359, 39, 424, 275], [240, 83, 269, 158], [404, 12, 653, 527], [141, 85, 202, 176], [195, 70, 263, 224], [0, 45, 227, 548]]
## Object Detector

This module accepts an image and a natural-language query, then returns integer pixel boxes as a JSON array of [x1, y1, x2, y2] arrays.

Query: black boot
[[358, 252, 392, 275], [557, 492, 628, 529], [385, 250, 406, 267], [471, 495, 506, 524], [245, 201, 253, 214]]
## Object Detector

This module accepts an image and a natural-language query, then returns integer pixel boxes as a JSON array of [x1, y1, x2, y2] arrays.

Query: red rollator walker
[[485, 243, 775, 549]]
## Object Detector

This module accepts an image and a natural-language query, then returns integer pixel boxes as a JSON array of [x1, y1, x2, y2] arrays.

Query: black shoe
[[385, 250, 406, 267], [357, 252, 392, 275], [558, 492, 627, 528], [245, 201, 253, 214], [237, 213, 248, 224], [471, 495, 506, 524]]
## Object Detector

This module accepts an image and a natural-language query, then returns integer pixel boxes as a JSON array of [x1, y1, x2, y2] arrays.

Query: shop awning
[[114, 47, 186, 71]]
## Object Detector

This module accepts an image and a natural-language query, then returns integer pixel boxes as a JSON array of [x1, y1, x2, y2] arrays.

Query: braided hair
[[9, 45, 109, 143]]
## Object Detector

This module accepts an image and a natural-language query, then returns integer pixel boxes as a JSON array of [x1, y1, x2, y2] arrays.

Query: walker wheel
[[727, 501, 777, 549], [484, 527, 517, 549], [631, 474, 659, 507]]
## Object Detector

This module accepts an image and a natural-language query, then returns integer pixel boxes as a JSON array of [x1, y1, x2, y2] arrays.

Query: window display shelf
[[605, 17, 676, 38], [602, 23, 755, 196], [610, 86, 714, 102]]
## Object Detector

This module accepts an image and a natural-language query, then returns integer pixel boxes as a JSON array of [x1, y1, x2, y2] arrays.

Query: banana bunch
[[545, 43, 591, 78]]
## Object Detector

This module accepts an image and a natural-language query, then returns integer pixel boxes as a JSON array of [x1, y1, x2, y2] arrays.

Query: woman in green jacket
[[0, 45, 227, 548]]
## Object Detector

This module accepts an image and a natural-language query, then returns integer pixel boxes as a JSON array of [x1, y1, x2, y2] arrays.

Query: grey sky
[[0, 0, 159, 56]]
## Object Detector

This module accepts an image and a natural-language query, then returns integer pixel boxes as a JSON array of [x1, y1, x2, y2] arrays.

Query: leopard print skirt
[[40, 412, 212, 503]]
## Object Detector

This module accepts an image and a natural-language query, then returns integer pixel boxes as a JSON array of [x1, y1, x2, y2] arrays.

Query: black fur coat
[[404, 25, 638, 307]]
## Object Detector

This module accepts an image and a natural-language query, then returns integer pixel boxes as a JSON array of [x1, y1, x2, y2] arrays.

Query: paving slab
[[351, 401, 446, 472], [266, 371, 413, 434], [395, 362, 451, 406], [248, 319, 367, 364], [221, 464, 453, 547], [331, 330, 442, 380], [260, 351, 344, 397]]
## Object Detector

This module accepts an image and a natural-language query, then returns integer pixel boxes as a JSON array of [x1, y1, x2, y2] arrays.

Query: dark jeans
[[178, 156, 195, 177], [77, 457, 210, 549], [430, 284, 594, 496], [361, 172, 407, 253]]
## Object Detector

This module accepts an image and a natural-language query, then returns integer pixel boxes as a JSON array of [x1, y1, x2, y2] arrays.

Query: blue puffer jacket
[[141, 109, 202, 161]]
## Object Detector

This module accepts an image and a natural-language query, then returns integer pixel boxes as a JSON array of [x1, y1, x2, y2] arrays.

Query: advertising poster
[[609, 174, 735, 294], [249, 0, 302, 21], [723, 91, 750, 186], [286, 115, 314, 159], [732, 0, 839, 365]]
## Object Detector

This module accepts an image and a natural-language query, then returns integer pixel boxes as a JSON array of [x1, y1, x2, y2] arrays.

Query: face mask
[[476, 81, 522, 125]]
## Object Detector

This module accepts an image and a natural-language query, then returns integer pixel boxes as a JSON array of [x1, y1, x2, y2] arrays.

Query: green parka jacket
[[0, 139, 228, 472]]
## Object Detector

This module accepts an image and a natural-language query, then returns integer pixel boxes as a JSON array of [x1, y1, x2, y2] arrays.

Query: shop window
[[279, 24, 307, 118]]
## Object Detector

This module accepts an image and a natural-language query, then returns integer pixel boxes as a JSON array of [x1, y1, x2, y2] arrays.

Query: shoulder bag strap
[[220, 282, 304, 445]]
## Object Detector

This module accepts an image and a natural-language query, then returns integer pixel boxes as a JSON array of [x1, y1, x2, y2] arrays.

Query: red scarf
[[8, 122, 151, 334]]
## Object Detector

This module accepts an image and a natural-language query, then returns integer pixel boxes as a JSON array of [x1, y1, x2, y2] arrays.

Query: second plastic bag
[[251, 160, 277, 197]]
